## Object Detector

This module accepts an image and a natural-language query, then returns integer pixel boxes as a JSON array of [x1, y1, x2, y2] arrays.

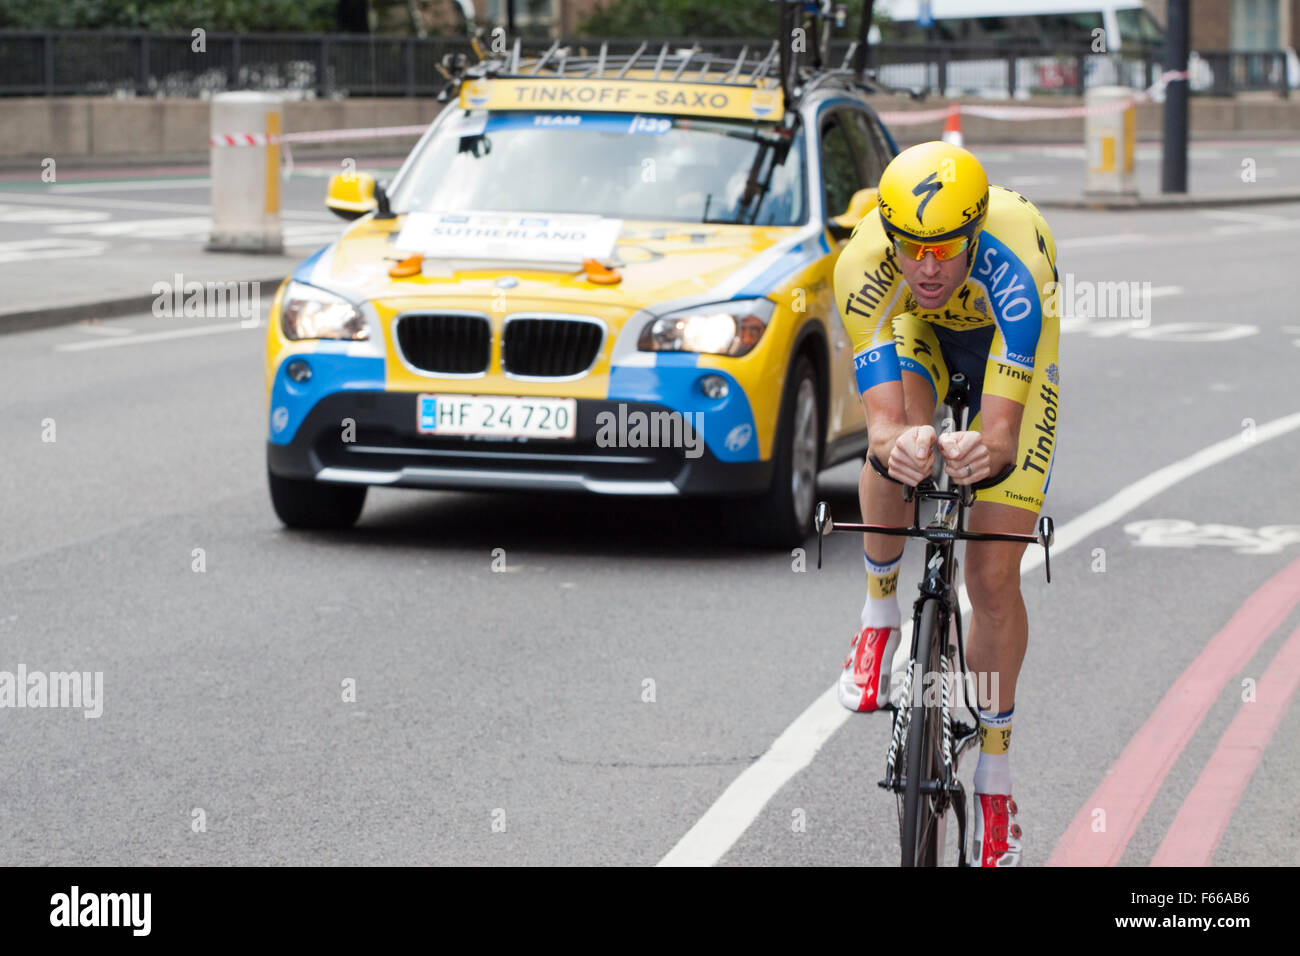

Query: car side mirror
[[326, 172, 377, 221], [827, 187, 878, 241]]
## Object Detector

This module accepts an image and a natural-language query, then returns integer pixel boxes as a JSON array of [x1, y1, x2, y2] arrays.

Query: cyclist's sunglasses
[[889, 233, 971, 262]]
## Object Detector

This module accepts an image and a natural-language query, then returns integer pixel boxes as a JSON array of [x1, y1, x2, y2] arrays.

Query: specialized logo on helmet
[[912, 172, 943, 225], [961, 192, 990, 224]]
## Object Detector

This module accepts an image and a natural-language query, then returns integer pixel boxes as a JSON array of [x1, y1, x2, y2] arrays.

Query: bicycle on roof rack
[[814, 372, 1054, 866]]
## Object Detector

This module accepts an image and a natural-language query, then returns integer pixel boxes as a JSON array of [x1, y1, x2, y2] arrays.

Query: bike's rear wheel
[[900, 597, 946, 866]]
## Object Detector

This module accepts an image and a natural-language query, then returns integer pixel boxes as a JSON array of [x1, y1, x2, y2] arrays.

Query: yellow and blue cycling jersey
[[832, 185, 1061, 513]]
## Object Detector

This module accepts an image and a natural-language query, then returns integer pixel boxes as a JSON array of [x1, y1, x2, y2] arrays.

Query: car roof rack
[[437, 2, 912, 111], [443, 40, 786, 88]]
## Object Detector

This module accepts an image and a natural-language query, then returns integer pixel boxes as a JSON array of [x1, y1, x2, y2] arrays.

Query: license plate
[[417, 394, 576, 439]]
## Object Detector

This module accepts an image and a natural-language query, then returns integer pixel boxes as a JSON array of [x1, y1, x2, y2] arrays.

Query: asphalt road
[[2, 176, 1299, 865]]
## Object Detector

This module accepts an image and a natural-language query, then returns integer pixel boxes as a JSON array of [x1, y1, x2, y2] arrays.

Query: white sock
[[859, 551, 902, 631], [974, 707, 1014, 795]]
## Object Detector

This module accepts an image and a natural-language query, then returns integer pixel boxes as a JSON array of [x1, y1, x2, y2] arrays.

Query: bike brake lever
[[814, 501, 831, 570], [1036, 515, 1055, 583]]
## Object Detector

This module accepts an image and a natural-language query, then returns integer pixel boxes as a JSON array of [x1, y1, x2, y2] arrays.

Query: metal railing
[[0, 30, 1290, 99], [1196, 49, 1293, 97]]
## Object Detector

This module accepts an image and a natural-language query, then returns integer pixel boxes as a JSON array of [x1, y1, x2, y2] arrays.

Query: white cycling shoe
[[837, 626, 901, 712]]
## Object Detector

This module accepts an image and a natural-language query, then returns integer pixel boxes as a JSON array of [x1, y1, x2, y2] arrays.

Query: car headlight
[[281, 282, 368, 341], [638, 298, 774, 357]]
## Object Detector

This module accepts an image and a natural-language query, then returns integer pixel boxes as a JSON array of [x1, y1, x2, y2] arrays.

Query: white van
[[875, 1, 1164, 51], [868, 0, 1218, 96]]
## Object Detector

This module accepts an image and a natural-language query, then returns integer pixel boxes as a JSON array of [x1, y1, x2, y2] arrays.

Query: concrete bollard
[[1084, 86, 1136, 197], [207, 92, 284, 253]]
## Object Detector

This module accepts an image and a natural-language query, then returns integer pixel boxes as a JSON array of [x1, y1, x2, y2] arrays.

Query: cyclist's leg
[[963, 316, 1060, 715], [963, 491, 1035, 867], [841, 315, 945, 712], [960, 319, 1059, 866], [963, 501, 1034, 714]]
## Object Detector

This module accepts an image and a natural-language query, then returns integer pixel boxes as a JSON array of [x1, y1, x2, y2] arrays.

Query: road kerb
[[0, 276, 290, 335]]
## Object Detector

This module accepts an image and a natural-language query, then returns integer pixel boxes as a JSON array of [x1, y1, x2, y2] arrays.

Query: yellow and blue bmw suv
[[265, 44, 898, 546]]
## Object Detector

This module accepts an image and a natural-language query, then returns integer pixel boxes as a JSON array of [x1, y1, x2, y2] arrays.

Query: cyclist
[[831, 140, 1060, 867]]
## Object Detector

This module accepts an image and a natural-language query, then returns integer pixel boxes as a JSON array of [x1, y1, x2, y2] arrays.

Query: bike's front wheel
[[900, 597, 946, 866]]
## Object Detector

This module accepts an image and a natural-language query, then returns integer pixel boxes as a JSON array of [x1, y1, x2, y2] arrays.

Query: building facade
[[1146, 0, 1298, 50]]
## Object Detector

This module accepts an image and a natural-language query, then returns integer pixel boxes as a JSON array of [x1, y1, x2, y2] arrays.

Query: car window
[[1116, 8, 1166, 50], [389, 112, 807, 227], [819, 114, 864, 219], [840, 110, 888, 186]]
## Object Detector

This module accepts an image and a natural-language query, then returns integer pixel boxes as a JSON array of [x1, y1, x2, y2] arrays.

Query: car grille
[[502, 316, 604, 378], [395, 313, 490, 375]]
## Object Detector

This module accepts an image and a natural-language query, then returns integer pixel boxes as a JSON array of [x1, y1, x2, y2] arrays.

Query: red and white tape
[[211, 71, 1194, 146], [210, 132, 276, 147], [209, 123, 428, 148]]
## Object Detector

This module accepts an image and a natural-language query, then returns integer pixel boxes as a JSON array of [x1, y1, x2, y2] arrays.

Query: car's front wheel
[[734, 354, 820, 549], [268, 468, 367, 530]]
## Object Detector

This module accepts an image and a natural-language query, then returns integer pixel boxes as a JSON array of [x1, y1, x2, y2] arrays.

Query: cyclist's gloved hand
[[938, 430, 990, 485], [888, 424, 936, 485]]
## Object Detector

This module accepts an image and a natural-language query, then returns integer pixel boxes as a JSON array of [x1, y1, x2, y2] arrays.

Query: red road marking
[[1151, 621, 1300, 866], [1047, 557, 1300, 867]]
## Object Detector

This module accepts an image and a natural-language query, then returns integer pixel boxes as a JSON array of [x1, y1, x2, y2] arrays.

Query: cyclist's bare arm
[[862, 378, 939, 487]]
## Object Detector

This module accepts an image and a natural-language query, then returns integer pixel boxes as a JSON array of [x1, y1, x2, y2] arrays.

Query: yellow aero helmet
[[877, 141, 989, 243]]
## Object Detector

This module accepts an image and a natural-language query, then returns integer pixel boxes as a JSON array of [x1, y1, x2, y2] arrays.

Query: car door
[[819, 108, 876, 451]]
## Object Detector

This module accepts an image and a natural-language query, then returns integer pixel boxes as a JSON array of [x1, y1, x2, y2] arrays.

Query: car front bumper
[[267, 390, 772, 497]]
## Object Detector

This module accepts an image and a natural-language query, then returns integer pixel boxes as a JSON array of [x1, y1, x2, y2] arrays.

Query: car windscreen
[[389, 111, 807, 227]]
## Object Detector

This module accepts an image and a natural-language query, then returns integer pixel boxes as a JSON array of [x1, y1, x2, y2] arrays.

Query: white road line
[[1198, 209, 1285, 224], [1149, 285, 1184, 297], [75, 323, 136, 337], [1006, 175, 1059, 187], [0, 237, 109, 263], [1211, 218, 1300, 236], [658, 409, 1300, 866], [1057, 234, 1148, 249], [50, 179, 211, 193], [55, 321, 256, 351], [0, 191, 332, 221]]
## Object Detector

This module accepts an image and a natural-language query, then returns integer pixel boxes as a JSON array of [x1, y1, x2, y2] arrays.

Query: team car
[[265, 22, 901, 546]]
